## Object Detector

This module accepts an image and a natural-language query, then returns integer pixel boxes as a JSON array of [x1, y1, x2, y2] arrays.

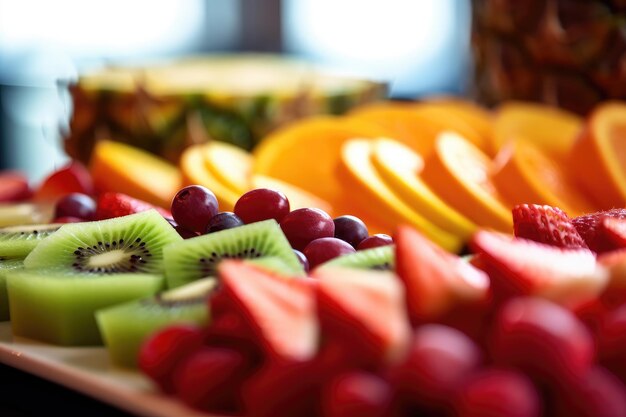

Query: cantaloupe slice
[[90, 140, 181, 208]]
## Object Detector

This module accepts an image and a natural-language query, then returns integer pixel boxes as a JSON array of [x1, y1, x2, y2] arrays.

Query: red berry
[[280, 208, 334, 251], [512, 204, 587, 249], [573, 209, 626, 253], [234, 188, 290, 224], [138, 325, 205, 393], [554, 367, 626, 417], [171, 185, 218, 233], [357, 234, 394, 250], [598, 304, 626, 383], [322, 372, 395, 417]]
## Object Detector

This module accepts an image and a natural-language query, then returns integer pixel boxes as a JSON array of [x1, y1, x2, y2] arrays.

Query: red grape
[[171, 185, 219, 233], [54, 193, 96, 220], [304, 237, 356, 269], [490, 297, 595, 386], [52, 216, 84, 224], [206, 212, 244, 233], [322, 372, 394, 417], [553, 367, 626, 417], [173, 347, 248, 414], [454, 369, 541, 417], [333, 215, 369, 248], [293, 249, 310, 272], [280, 208, 335, 250], [138, 324, 205, 393], [357, 234, 394, 250], [390, 324, 482, 412], [234, 188, 290, 224]]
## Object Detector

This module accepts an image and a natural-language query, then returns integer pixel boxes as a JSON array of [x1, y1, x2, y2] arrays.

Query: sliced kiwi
[[6, 268, 164, 345], [96, 277, 216, 368], [0, 259, 24, 321], [24, 210, 182, 274], [164, 219, 304, 288], [318, 245, 395, 271], [0, 223, 62, 259]]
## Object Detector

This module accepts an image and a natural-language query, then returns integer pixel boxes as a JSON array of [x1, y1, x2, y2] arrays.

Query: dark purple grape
[[357, 234, 394, 250], [280, 208, 335, 251], [54, 193, 96, 220], [206, 212, 244, 233], [303, 237, 355, 269], [234, 188, 290, 224], [175, 225, 200, 239], [293, 249, 310, 273], [333, 215, 369, 248], [171, 185, 219, 233]]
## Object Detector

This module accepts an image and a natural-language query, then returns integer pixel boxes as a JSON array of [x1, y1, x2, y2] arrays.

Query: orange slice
[[493, 101, 583, 157], [203, 141, 252, 195], [250, 175, 334, 216], [90, 140, 181, 208], [371, 138, 476, 239], [347, 102, 442, 156], [569, 101, 626, 208], [252, 116, 390, 207], [338, 138, 463, 252], [421, 132, 512, 232], [180, 143, 240, 211], [491, 140, 598, 217]]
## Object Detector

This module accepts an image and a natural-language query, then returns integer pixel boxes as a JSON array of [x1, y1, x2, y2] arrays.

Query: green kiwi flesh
[[164, 219, 304, 288], [6, 268, 164, 345], [0, 259, 23, 321], [96, 278, 216, 368], [318, 245, 395, 271], [24, 210, 182, 274], [0, 223, 62, 259]]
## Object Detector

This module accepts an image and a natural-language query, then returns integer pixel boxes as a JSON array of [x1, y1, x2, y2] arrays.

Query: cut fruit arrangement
[[0, 96, 626, 416]]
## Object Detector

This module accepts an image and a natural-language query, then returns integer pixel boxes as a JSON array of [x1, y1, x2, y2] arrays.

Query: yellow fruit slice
[[250, 175, 334, 215], [491, 140, 598, 217], [339, 138, 463, 253], [410, 102, 491, 155], [493, 101, 583, 157], [90, 140, 181, 208], [371, 138, 476, 239], [347, 102, 442, 156], [421, 132, 512, 232], [253, 116, 390, 207], [203, 141, 252, 195], [180, 144, 239, 211], [569, 101, 626, 208]]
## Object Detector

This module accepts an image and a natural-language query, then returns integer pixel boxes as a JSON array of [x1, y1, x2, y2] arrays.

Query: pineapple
[[471, 0, 626, 114], [64, 54, 387, 163]]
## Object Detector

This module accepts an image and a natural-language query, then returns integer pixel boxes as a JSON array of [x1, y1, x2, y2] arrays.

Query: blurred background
[[0, 0, 472, 181]]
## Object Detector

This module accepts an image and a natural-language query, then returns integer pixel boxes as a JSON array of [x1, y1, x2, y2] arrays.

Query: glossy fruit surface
[[234, 188, 290, 224], [304, 237, 356, 269], [280, 208, 335, 251], [322, 372, 394, 417], [293, 249, 310, 272], [205, 212, 244, 233], [171, 185, 219, 233], [512, 204, 587, 249], [333, 215, 368, 248], [357, 234, 394, 250], [54, 193, 96, 220]]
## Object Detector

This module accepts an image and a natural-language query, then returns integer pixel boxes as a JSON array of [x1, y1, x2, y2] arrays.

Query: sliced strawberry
[[395, 225, 490, 324], [596, 249, 626, 309], [512, 204, 587, 249], [470, 230, 608, 308], [311, 266, 412, 367], [573, 208, 626, 254], [34, 161, 93, 201], [0, 171, 32, 202], [599, 217, 626, 250], [217, 260, 319, 363], [95, 192, 171, 220]]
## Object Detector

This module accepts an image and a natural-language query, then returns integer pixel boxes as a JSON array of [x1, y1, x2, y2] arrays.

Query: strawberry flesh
[[512, 204, 587, 249]]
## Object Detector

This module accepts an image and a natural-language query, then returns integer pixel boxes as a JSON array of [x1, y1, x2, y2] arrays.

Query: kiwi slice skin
[[0, 223, 62, 259], [7, 268, 164, 346], [24, 210, 182, 274], [164, 219, 304, 289], [96, 278, 216, 368], [0, 259, 24, 321], [318, 245, 395, 271]]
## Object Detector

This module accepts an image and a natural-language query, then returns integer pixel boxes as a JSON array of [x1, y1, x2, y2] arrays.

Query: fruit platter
[[1, 92, 626, 417]]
